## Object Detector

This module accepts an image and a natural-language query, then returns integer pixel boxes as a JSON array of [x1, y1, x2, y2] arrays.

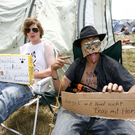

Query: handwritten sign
[[62, 91, 135, 120], [0, 54, 35, 85]]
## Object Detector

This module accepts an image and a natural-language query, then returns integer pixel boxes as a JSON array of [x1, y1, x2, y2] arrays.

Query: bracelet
[[52, 76, 59, 80]]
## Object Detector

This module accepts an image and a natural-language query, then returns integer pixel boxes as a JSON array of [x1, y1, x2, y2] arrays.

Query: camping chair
[[73, 40, 122, 64], [102, 40, 122, 64], [1, 49, 60, 135]]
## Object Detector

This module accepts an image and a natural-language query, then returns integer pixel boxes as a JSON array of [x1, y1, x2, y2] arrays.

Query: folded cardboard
[[62, 91, 135, 120]]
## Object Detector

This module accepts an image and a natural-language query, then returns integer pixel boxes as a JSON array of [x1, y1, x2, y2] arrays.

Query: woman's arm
[[34, 43, 55, 79]]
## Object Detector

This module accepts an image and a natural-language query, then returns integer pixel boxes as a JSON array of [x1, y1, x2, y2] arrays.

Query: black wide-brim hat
[[74, 25, 106, 47]]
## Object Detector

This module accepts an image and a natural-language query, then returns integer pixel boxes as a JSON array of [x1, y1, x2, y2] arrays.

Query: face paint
[[81, 40, 102, 57]]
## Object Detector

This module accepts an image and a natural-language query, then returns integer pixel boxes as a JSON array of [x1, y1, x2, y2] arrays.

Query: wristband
[[52, 76, 59, 80]]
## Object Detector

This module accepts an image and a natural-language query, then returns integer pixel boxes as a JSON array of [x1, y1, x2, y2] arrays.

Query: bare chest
[[81, 66, 97, 89]]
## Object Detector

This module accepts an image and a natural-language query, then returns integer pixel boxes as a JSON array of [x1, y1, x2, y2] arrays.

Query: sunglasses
[[25, 28, 39, 33], [84, 40, 101, 49]]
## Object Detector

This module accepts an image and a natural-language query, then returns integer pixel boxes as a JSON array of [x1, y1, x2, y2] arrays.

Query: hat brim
[[74, 33, 106, 47]]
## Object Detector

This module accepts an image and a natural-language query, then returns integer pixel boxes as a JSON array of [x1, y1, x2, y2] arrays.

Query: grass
[[1, 34, 135, 135], [122, 49, 135, 78], [116, 34, 135, 78]]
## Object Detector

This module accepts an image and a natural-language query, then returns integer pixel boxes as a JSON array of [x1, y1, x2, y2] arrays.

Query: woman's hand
[[102, 83, 124, 93]]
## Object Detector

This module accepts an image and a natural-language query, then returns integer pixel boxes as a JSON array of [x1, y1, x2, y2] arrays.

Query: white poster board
[[0, 54, 35, 85]]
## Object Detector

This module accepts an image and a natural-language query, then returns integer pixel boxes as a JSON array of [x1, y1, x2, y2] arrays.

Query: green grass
[[1, 34, 135, 135], [115, 34, 135, 79]]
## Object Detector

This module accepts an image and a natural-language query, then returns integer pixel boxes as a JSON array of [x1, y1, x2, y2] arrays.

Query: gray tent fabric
[[131, 19, 135, 28], [113, 21, 132, 33], [0, 0, 33, 54], [0, 0, 114, 54], [77, 0, 114, 51]]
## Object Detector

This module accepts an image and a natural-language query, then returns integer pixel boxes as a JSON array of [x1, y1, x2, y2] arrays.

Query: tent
[[113, 21, 132, 33], [131, 19, 135, 28], [0, 0, 114, 71]]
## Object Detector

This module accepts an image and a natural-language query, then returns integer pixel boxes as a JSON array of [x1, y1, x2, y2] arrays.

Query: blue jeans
[[51, 107, 135, 135], [0, 82, 33, 123]]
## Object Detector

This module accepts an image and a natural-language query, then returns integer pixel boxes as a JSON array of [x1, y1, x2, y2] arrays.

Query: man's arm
[[51, 53, 72, 94], [128, 85, 135, 92]]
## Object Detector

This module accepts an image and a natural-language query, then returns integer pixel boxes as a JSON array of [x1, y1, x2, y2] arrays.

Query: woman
[[0, 17, 54, 123], [21, 17, 54, 92]]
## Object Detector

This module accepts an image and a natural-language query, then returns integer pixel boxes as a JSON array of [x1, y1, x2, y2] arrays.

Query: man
[[0, 17, 54, 123], [124, 27, 130, 35], [51, 25, 135, 135], [121, 25, 126, 32]]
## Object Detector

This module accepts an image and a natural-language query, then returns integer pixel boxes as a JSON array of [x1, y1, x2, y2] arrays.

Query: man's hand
[[51, 52, 72, 71], [102, 83, 124, 93]]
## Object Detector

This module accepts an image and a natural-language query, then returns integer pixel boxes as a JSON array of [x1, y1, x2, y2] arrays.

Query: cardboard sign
[[0, 54, 35, 85], [62, 91, 135, 120]]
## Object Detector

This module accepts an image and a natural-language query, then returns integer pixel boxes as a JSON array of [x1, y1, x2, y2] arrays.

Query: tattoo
[[86, 72, 95, 77], [86, 72, 97, 86]]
